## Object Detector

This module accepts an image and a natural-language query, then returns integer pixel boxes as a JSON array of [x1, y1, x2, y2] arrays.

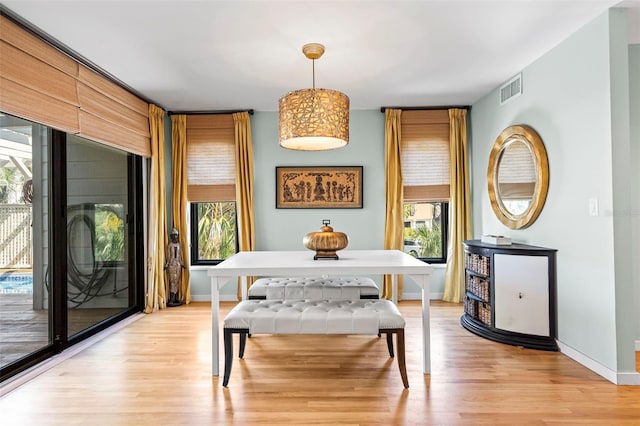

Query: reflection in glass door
[[0, 114, 50, 372], [65, 135, 137, 338]]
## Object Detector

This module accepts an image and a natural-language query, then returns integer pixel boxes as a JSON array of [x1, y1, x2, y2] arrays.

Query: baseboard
[[557, 340, 640, 385], [616, 372, 640, 385], [557, 341, 618, 384], [191, 294, 238, 302], [191, 293, 444, 302], [403, 292, 443, 300], [635, 340, 640, 351], [0, 313, 145, 397]]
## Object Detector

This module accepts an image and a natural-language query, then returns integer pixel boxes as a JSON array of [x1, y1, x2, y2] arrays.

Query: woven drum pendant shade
[[278, 43, 349, 151]]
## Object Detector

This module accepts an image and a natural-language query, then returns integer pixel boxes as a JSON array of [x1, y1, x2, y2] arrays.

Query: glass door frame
[[0, 128, 144, 383]]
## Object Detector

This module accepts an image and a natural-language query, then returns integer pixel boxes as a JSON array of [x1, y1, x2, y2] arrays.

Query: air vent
[[499, 73, 522, 105]]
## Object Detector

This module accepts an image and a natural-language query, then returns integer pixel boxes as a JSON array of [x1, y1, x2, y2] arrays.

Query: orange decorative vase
[[303, 219, 349, 260]]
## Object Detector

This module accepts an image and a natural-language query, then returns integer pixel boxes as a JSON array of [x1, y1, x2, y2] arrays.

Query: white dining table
[[207, 249, 433, 376]]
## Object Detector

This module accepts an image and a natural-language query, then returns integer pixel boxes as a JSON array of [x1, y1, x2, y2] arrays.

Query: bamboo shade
[[77, 66, 150, 157], [497, 141, 537, 199], [0, 15, 151, 157], [0, 16, 79, 132], [401, 110, 451, 202], [186, 114, 236, 202]]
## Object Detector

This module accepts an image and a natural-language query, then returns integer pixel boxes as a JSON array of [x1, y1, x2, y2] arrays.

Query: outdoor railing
[[0, 204, 32, 269]]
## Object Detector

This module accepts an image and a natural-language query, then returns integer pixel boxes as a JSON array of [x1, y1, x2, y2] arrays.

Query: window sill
[[189, 265, 218, 271], [429, 263, 447, 269]]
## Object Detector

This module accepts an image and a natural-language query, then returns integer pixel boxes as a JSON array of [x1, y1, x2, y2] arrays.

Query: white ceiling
[[2, 0, 638, 112]]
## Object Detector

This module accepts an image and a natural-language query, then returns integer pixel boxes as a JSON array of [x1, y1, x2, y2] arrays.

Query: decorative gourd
[[303, 219, 348, 260]]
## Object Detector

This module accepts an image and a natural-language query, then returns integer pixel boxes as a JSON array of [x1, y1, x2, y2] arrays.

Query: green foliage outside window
[[94, 206, 125, 262], [403, 202, 443, 259], [409, 223, 442, 258], [0, 166, 25, 203], [197, 202, 236, 260]]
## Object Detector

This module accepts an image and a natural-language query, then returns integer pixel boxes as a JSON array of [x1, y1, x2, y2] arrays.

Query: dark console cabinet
[[461, 240, 558, 351]]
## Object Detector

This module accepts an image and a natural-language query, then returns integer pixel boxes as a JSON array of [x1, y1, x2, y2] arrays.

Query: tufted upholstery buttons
[[224, 299, 404, 334], [248, 276, 379, 300]]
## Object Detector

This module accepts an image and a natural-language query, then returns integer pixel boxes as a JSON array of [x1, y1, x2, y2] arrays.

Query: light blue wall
[[188, 110, 446, 299], [471, 9, 637, 375], [629, 44, 640, 349]]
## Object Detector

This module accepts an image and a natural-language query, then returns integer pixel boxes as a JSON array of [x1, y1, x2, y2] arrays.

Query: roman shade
[[400, 110, 450, 202], [0, 15, 151, 157], [496, 142, 537, 199], [185, 114, 235, 202]]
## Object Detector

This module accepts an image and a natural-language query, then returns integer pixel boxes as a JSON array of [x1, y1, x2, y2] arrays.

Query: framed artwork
[[276, 166, 363, 209]]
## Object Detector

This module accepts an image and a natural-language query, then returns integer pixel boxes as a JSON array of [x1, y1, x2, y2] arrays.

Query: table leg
[[211, 276, 220, 376], [241, 276, 248, 301], [421, 279, 431, 374], [392, 274, 398, 305], [409, 273, 431, 374]]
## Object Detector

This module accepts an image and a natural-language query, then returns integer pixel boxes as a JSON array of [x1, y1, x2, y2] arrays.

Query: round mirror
[[487, 125, 549, 229]]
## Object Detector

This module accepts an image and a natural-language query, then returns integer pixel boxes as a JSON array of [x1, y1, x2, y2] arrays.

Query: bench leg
[[396, 329, 409, 389], [223, 328, 233, 387], [385, 331, 394, 358], [239, 332, 247, 358]]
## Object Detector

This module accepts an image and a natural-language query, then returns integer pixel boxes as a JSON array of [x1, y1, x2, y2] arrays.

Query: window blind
[[400, 110, 450, 202], [496, 142, 536, 199], [0, 16, 79, 133], [185, 114, 235, 202], [0, 15, 151, 157]]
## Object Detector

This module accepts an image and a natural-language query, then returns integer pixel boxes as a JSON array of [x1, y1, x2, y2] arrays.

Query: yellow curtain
[[170, 114, 191, 304], [443, 109, 472, 303], [233, 112, 256, 300], [145, 104, 168, 313], [382, 109, 404, 300]]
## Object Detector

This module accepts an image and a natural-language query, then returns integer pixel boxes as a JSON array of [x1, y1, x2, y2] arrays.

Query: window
[[184, 114, 238, 265], [190, 202, 237, 264], [402, 201, 448, 263], [400, 110, 451, 263]]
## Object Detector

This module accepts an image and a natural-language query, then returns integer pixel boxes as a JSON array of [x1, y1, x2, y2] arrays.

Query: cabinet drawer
[[478, 302, 492, 326], [465, 274, 490, 301], [464, 295, 478, 318], [465, 252, 491, 276]]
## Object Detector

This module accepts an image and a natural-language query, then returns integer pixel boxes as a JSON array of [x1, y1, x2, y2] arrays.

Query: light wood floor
[[1, 300, 639, 425], [0, 293, 125, 367]]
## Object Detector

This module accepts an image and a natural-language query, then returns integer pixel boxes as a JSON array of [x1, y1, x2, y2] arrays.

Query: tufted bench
[[222, 299, 408, 388], [247, 276, 380, 300]]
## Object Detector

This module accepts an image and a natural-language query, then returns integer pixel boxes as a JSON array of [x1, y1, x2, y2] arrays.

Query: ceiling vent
[[499, 73, 522, 105]]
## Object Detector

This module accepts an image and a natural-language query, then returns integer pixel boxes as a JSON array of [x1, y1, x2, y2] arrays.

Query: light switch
[[588, 198, 599, 216]]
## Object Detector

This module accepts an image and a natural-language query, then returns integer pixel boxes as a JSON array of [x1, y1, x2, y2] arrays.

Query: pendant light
[[278, 43, 349, 151]]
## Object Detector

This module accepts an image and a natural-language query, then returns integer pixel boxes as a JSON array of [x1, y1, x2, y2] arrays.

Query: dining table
[[207, 249, 433, 376]]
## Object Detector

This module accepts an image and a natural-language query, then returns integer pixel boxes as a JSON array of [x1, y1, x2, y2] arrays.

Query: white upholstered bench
[[247, 276, 380, 300], [222, 299, 408, 388]]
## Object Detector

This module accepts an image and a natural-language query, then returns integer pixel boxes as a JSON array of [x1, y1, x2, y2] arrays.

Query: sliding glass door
[[63, 134, 140, 339], [0, 114, 48, 371], [0, 114, 143, 382]]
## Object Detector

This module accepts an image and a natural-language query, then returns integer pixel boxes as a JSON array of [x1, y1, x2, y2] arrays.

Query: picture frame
[[276, 166, 363, 209]]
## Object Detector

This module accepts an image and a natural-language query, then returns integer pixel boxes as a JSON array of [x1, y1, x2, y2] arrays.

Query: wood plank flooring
[[1, 300, 639, 425], [0, 293, 123, 367]]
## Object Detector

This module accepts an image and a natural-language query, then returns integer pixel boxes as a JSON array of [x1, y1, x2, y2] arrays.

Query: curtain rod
[[380, 105, 471, 112], [168, 109, 254, 116]]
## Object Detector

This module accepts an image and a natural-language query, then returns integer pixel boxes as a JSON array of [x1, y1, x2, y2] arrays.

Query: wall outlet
[[588, 198, 599, 216]]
